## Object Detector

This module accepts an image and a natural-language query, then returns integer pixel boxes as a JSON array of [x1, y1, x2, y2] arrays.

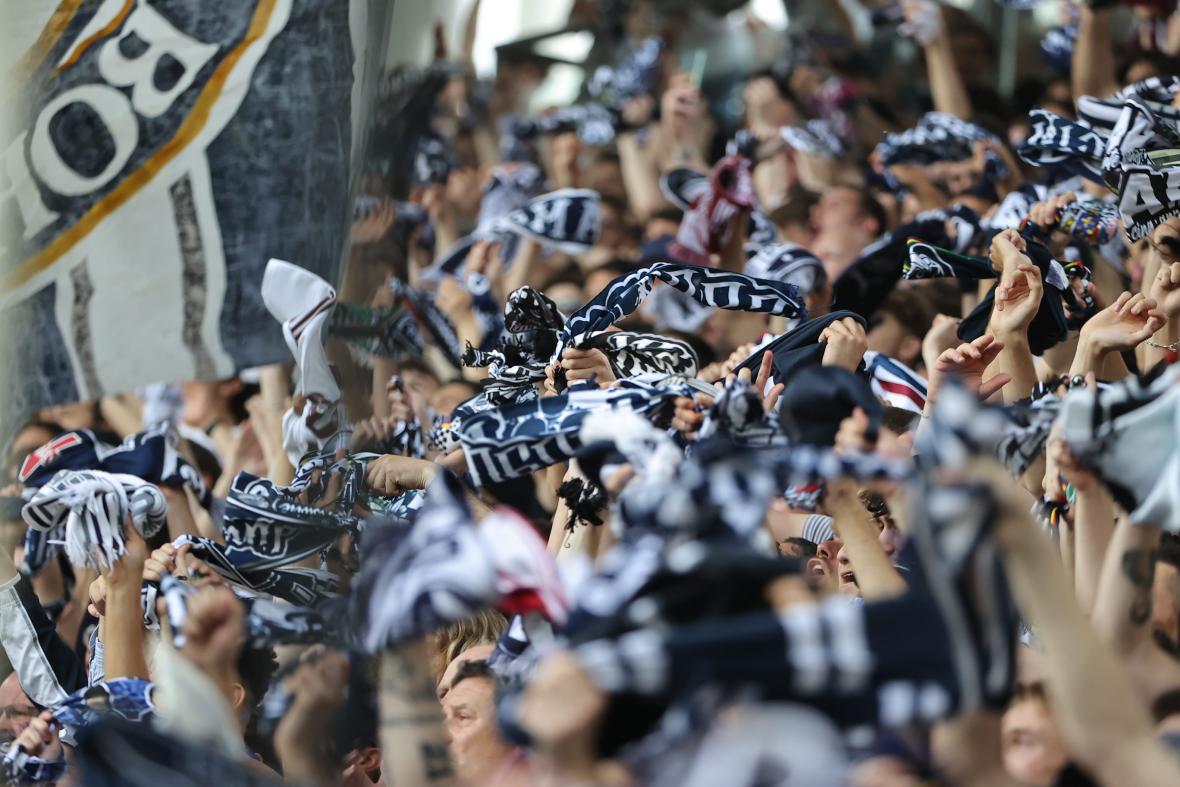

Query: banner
[[0, 0, 391, 437]]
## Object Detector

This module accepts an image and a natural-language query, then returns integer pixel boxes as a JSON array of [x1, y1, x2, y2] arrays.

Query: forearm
[[379, 639, 457, 787], [617, 133, 666, 221], [1072, 8, 1119, 101], [103, 582, 150, 680], [1002, 515, 1165, 780], [1071, 485, 1115, 616], [924, 36, 971, 120], [1091, 515, 1160, 656], [990, 331, 1037, 402], [828, 497, 906, 600]]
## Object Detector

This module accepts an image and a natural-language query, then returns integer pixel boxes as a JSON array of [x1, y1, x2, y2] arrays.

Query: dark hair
[[778, 537, 818, 559], [1009, 681, 1048, 707], [881, 406, 919, 436], [853, 187, 888, 236], [879, 289, 934, 340], [185, 440, 223, 486], [769, 190, 818, 230], [237, 645, 279, 708]]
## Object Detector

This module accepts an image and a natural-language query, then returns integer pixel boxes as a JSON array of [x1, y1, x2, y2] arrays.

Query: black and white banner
[[0, 0, 391, 444]]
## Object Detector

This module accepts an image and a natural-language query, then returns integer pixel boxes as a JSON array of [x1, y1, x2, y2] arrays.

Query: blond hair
[[431, 608, 509, 679]]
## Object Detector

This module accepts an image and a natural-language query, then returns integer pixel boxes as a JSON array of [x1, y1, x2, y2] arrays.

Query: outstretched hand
[[928, 334, 1011, 401]]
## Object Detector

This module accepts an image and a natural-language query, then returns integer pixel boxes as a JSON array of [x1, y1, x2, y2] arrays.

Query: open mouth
[[840, 571, 858, 586]]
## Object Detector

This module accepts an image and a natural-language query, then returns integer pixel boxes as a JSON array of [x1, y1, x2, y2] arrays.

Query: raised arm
[[1072, 6, 1120, 102], [989, 462, 1180, 787]]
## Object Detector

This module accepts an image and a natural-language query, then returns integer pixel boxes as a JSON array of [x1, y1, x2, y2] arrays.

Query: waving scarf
[[22, 471, 167, 570]]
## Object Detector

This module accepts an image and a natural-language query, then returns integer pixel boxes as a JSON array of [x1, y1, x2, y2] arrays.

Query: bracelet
[[1146, 338, 1180, 351]]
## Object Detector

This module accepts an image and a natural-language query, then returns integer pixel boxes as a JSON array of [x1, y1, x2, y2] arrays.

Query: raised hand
[[560, 347, 615, 386], [1077, 291, 1164, 355], [180, 585, 244, 685], [989, 230, 1043, 338], [928, 334, 1011, 400], [364, 455, 439, 496], [820, 317, 868, 372], [1148, 260, 1180, 320]]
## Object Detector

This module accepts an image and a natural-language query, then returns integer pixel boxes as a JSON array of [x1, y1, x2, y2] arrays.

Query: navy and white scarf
[[876, 112, 1008, 180], [586, 36, 664, 112], [157, 575, 340, 648], [22, 471, 167, 571], [559, 262, 805, 359], [172, 533, 339, 607], [18, 427, 209, 508], [457, 378, 695, 487], [1018, 108, 1108, 183], [353, 471, 566, 651], [780, 119, 845, 158]]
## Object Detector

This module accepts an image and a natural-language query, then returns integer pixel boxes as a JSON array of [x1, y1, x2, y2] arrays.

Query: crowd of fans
[[4, 0, 1180, 785]]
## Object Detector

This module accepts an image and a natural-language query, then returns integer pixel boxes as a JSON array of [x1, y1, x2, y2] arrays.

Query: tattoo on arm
[[1121, 548, 1157, 626]]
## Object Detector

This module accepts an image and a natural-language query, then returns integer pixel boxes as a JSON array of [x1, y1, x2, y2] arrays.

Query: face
[[438, 645, 513, 785], [866, 313, 919, 365], [1001, 698, 1068, 787], [811, 187, 863, 237], [835, 543, 860, 597], [806, 538, 841, 596]]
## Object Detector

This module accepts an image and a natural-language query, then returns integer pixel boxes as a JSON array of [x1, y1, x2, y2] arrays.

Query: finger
[[1112, 291, 1133, 313], [756, 350, 774, 389], [979, 373, 1012, 399], [764, 383, 784, 411]]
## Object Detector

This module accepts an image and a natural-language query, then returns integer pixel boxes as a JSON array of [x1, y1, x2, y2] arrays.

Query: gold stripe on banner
[[52, 0, 135, 75], [3, 0, 278, 294], [1, 0, 84, 98]]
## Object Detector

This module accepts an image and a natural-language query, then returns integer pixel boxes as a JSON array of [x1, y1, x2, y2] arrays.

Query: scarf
[[864, 351, 928, 414], [668, 155, 756, 266], [353, 471, 566, 651], [22, 471, 166, 571], [261, 258, 339, 401], [1056, 365, 1180, 530], [1100, 98, 1180, 241], [1040, 25, 1077, 77], [172, 534, 339, 607], [780, 119, 845, 158], [659, 168, 779, 254], [18, 428, 209, 507], [876, 112, 1009, 186], [457, 378, 694, 487], [902, 237, 1073, 355], [1018, 108, 1108, 183], [586, 36, 665, 112], [327, 301, 427, 367]]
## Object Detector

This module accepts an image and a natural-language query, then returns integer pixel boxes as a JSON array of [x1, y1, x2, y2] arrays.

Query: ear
[[356, 746, 382, 774], [230, 682, 247, 711]]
